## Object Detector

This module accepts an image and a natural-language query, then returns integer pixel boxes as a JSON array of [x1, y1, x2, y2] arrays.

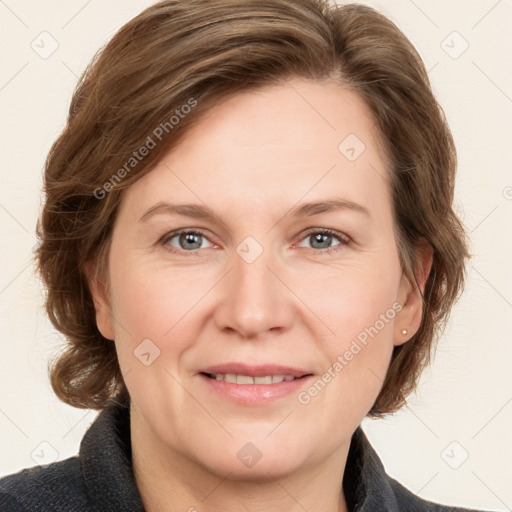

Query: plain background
[[0, 1, 511, 510]]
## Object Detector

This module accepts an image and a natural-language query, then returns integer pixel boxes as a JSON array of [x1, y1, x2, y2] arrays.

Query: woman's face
[[90, 78, 428, 479]]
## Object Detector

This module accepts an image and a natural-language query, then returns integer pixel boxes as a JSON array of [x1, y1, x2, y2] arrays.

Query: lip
[[199, 363, 311, 378], [197, 363, 314, 405]]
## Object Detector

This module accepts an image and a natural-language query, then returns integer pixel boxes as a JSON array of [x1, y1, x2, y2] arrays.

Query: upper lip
[[199, 363, 312, 378]]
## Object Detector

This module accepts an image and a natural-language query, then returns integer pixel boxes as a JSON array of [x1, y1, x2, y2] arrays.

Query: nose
[[213, 241, 295, 340]]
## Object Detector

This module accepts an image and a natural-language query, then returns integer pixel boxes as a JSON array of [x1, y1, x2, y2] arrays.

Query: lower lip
[[199, 374, 313, 405]]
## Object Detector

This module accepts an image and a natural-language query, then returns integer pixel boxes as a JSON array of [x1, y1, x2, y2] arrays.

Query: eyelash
[[159, 228, 351, 256]]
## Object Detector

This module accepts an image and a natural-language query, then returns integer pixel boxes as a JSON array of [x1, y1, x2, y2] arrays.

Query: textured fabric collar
[[80, 402, 145, 511], [80, 403, 398, 512], [343, 424, 399, 511]]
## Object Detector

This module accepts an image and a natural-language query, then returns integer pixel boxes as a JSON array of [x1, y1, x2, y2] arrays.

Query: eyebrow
[[138, 197, 371, 224]]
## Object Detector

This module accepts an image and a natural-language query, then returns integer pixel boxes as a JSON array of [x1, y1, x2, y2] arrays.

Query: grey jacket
[[0, 403, 495, 511]]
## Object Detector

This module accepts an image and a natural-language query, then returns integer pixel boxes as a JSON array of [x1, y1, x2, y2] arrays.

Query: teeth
[[255, 376, 272, 384], [236, 375, 254, 384], [210, 373, 298, 385]]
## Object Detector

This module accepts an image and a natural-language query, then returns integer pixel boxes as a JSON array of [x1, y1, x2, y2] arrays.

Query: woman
[[0, 0, 494, 510]]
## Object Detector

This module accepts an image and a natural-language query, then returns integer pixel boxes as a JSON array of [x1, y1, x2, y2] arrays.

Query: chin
[[183, 429, 316, 481], [201, 448, 308, 482]]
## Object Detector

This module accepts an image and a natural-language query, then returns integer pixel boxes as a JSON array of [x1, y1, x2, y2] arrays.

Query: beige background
[[0, 1, 511, 510]]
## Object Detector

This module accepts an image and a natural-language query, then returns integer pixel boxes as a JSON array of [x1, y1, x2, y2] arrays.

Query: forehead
[[119, 78, 391, 220], [174, 78, 385, 159]]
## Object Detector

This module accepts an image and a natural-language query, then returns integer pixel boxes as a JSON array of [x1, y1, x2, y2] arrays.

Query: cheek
[[298, 258, 401, 347], [294, 255, 401, 408], [107, 260, 205, 410], [108, 256, 204, 354]]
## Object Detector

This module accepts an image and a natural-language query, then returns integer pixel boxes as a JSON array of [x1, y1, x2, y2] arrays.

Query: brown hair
[[35, 0, 470, 416]]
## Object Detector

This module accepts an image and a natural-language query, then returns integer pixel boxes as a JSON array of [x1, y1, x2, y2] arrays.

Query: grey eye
[[308, 232, 338, 249], [163, 230, 213, 251]]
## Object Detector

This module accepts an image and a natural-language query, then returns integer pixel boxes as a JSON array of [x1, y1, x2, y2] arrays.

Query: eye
[[296, 228, 350, 254], [161, 229, 214, 253], [159, 227, 350, 255]]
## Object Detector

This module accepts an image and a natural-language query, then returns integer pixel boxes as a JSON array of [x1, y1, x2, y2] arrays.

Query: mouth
[[197, 363, 314, 404], [200, 372, 311, 385]]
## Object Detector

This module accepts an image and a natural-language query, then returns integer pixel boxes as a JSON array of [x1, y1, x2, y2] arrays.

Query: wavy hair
[[34, 0, 470, 416]]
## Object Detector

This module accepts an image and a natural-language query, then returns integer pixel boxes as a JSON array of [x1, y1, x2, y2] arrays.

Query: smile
[[202, 373, 302, 384]]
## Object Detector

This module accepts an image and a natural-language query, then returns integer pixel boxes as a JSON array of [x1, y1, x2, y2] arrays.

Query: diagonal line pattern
[[285, 78, 336, 131], [416, 472, 439, 495], [472, 61, 512, 104], [427, 62, 439, 75], [163, 368, 233, 438], [407, 0, 439, 29], [199, 471, 233, 503], [165, 164, 213, 209], [368, 367, 439, 438], [0, 262, 30, 295], [470, 205, 499, 233], [471, 0, 504, 30], [265, 410, 294, 438], [0, 62, 29, 92], [265, 471, 309, 511], [0, 203, 30, 233], [266, 164, 337, 234], [61, 0, 93, 29], [472, 397, 512, 439], [164, 164, 228, 229], [404, 404, 439, 439], [368, 162, 386, 182], [266, 266, 336, 335], [472, 265, 512, 309], [61, 60, 79, 79], [162, 267, 234, 337], [61, 410, 94, 439], [92, 297, 132, 338], [0, 0, 29, 28], [471, 471, 510, 509], [0, 408, 29, 438]]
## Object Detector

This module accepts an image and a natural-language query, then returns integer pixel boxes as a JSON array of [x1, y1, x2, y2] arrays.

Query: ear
[[394, 238, 434, 346], [83, 260, 115, 341]]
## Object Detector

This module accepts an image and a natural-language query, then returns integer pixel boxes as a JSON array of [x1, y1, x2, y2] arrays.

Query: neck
[[130, 408, 350, 512]]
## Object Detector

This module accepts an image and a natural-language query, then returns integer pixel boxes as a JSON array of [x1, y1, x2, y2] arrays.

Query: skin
[[87, 77, 432, 512]]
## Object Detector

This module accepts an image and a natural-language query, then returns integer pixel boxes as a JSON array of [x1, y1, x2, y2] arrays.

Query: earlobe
[[83, 260, 115, 341], [394, 239, 434, 346]]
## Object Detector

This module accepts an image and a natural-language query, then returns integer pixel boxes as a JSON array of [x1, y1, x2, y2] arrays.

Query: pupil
[[180, 233, 201, 249], [312, 233, 331, 249]]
